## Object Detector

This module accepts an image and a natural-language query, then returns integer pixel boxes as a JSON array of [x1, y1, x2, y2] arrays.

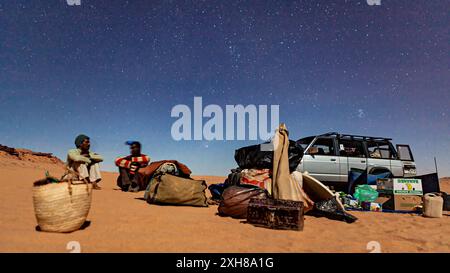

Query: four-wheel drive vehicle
[[296, 132, 417, 184]]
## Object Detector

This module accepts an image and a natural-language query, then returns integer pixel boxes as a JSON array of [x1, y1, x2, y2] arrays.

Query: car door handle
[[361, 160, 366, 163], [330, 159, 337, 162]]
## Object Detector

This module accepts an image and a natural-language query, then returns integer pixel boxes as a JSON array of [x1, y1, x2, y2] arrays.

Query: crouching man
[[115, 141, 150, 192], [67, 134, 103, 190]]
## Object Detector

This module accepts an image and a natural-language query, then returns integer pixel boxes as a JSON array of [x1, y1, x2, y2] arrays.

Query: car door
[[396, 144, 416, 177], [301, 137, 340, 182], [337, 139, 368, 182], [389, 158, 404, 177]]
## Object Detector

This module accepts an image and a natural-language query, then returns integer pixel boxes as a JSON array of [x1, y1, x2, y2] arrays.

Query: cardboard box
[[377, 178, 423, 195], [377, 178, 394, 194], [375, 195, 392, 210], [393, 178, 423, 195], [376, 180, 423, 211], [393, 195, 423, 211], [374, 195, 391, 204], [381, 194, 422, 211]]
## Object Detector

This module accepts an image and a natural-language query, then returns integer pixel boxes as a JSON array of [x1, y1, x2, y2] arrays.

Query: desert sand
[[0, 148, 449, 253]]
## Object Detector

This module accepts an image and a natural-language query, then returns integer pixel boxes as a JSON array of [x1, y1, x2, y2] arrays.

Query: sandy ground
[[0, 152, 449, 253]]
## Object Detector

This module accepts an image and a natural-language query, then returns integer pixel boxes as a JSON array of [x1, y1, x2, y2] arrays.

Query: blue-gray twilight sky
[[0, 0, 449, 176]]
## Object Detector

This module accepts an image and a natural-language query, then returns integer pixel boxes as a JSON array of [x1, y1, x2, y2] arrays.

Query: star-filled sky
[[1, 0, 449, 176]]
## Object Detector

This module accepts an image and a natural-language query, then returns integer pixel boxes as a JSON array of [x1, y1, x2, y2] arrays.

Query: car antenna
[[434, 157, 439, 178]]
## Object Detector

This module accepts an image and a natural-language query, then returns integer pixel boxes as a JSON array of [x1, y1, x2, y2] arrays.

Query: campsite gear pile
[[340, 177, 424, 213], [33, 168, 92, 233], [374, 178, 424, 212], [342, 173, 450, 217], [213, 123, 358, 230], [142, 161, 209, 207]]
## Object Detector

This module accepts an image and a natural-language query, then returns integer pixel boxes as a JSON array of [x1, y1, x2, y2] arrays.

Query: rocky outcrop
[[0, 144, 64, 167]]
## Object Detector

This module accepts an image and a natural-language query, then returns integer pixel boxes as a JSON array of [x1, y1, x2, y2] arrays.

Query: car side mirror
[[308, 147, 319, 155]]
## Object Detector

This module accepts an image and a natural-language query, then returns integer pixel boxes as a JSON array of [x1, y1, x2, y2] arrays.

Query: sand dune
[[0, 148, 449, 253]]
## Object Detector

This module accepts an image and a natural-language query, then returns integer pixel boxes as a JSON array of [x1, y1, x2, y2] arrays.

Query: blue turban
[[75, 134, 89, 148]]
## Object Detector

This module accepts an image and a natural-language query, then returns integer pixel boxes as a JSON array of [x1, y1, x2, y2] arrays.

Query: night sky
[[0, 0, 449, 176]]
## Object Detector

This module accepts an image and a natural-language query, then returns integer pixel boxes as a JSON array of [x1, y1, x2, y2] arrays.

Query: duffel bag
[[218, 184, 268, 219], [146, 174, 208, 207]]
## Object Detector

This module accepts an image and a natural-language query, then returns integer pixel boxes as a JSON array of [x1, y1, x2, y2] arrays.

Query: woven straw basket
[[33, 176, 92, 233]]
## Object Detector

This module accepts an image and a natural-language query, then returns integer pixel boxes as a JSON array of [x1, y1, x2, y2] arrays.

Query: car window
[[297, 137, 314, 150], [397, 145, 413, 161], [310, 138, 335, 156], [367, 141, 395, 159], [338, 139, 366, 158]]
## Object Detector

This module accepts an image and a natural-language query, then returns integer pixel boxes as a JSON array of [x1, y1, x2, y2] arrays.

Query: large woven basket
[[33, 179, 92, 233]]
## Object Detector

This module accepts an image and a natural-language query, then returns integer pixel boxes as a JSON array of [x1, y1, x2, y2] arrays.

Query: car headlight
[[404, 167, 417, 175]]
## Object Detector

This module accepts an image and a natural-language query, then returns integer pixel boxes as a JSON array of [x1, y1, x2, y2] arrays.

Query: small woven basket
[[33, 169, 92, 233]]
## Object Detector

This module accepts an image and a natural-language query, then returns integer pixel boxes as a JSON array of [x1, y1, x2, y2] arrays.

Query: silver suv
[[296, 132, 417, 184]]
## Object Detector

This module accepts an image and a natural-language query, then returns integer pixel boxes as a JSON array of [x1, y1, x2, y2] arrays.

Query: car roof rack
[[318, 132, 392, 141]]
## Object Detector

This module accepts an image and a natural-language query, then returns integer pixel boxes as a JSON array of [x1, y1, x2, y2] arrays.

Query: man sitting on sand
[[67, 134, 103, 190], [115, 141, 150, 192]]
